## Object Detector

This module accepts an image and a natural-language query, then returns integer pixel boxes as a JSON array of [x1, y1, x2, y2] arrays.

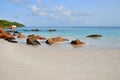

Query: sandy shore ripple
[[0, 39, 120, 80]]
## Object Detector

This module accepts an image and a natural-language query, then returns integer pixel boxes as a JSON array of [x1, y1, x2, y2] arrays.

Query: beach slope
[[0, 39, 120, 80]]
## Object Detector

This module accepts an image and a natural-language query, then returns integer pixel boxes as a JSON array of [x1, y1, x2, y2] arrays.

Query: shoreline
[[1, 38, 120, 50], [1, 27, 120, 80]]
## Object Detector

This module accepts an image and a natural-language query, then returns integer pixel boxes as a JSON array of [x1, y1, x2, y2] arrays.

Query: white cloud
[[29, 5, 94, 22], [55, 6, 94, 18], [55, 6, 72, 17], [30, 5, 46, 16], [48, 14, 60, 20]]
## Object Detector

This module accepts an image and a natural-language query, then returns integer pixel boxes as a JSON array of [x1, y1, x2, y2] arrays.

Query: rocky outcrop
[[4, 34, 15, 40], [34, 35, 46, 40], [31, 29, 40, 31], [0, 28, 5, 34], [27, 34, 46, 40], [5, 39, 18, 43], [71, 39, 85, 45], [18, 34, 26, 38], [27, 37, 40, 45], [0, 32, 15, 40], [0, 28, 17, 43], [46, 39, 55, 45], [86, 34, 102, 38], [46, 37, 68, 45], [27, 34, 35, 37], [48, 29, 56, 32], [4, 33, 17, 43], [0, 33, 6, 38]]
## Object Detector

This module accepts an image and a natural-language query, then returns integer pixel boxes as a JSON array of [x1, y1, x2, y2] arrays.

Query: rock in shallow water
[[18, 34, 26, 38], [46, 37, 68, 45], [27, 37, 40, 45], [5, 39, 18, 43], [86, 34, 102, 38], [48, 29, 56, 32], [27, 34, 46, 40], [71, 39, 85, 45]]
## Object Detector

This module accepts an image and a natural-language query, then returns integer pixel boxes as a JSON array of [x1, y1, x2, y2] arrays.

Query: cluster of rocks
[[27, 34, 46, 45], [24, 29, 40, 31], [48, 29, 56, 32], [0, 28, 103, 47], [0, 28, 17, 43], [24, 29, 57, 32]]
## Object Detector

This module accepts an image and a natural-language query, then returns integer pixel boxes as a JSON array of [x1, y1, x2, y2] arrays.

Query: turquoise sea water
[[6, 26, 120, 49]]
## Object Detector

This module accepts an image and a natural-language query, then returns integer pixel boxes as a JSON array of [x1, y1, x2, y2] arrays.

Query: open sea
[[5, 26, 120, 49]]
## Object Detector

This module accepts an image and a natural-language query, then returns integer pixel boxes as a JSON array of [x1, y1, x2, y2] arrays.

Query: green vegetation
[[0, 20, 25, 28]]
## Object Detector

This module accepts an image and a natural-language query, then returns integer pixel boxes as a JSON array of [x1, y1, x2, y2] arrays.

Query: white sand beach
[[0, 39, 120, 80]]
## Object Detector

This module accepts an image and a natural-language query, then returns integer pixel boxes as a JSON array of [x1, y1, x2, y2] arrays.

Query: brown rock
[[27, 37, 40, 45], [0, 33, 5, 38], [0, 28, 15, 40], [51, 37, 68, 42], [46, 37, 68, 45], [5, 34, 15, 40], [18, 34, 26, 38], [71, 39, 85, 45], [34, 35, 46, 40], [27, 34, 35, 37], [27, 34, 46, 40], [0, 28, 5, 33], [6, 39, 18, 43], [46, 39, 55, 45]]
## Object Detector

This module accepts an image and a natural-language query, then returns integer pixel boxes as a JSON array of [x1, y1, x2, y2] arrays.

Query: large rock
[[46, 39, 55, 45], [0, 34, 6, 38], [71, 39, 85, 45], [18, 34, 26, 38], [5, 39, 18, 43], [34, 35, 46, 40], [31, 29, 40, 31], [0, 28, 16, 42], [0, 28, 5, 33], [4, 34, 15, 40], [27, 34, 46, 40], [0, 32, 15, 40], [27, 37, 40, 45], [27, 34, 35, 37], [46, 37, 68, 45], [51, 37, 68, 42], [48, 29, 56, 32], [87, 34, 102, 38]]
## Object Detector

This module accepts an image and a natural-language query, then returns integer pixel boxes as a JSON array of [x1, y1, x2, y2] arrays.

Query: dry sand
[[0, 39, 120, 80]]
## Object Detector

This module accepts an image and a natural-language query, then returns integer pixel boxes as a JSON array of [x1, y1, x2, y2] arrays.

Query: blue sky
[[0, 0, 120, 26]]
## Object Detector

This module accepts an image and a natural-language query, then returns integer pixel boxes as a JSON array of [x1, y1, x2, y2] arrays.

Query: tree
[[0, 20, 25, 28]]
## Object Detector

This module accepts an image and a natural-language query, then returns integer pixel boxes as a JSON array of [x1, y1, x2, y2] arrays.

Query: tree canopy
[[0, 20, 25, 28]]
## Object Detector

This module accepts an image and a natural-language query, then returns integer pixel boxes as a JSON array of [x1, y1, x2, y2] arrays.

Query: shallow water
[[5, 26, 120, 49]]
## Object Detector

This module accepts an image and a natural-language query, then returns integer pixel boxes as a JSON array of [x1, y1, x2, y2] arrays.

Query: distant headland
[[0, 19, 25, 28]]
